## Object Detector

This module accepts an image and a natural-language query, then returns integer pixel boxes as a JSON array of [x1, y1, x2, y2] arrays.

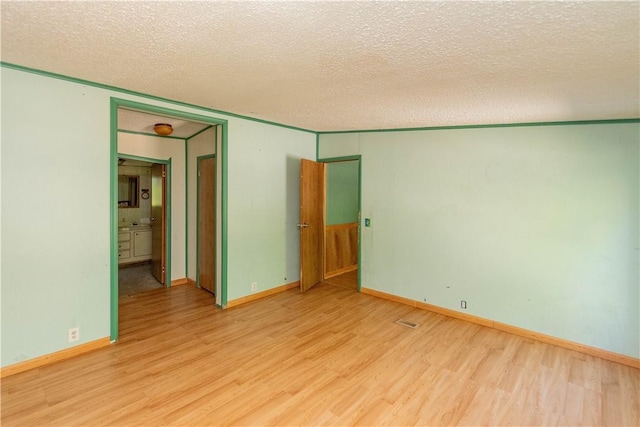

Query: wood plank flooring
[[323, 269, 358, 290], [2, 282, 638, 426]]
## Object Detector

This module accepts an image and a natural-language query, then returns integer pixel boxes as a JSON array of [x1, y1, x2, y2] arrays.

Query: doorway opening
[[110, 98, 228, 342], [116, 156, 169, 296], [299, 156, 361, 293], [323, 158, 360, 290]]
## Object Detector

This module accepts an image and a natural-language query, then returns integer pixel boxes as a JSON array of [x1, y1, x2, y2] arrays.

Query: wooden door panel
[[151, 163, 166, 284], [198, 157, 216, 294], [300, 159, 325, 292]]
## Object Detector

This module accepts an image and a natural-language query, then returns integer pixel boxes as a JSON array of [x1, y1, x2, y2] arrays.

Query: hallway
[[118, 262, 163, 297]]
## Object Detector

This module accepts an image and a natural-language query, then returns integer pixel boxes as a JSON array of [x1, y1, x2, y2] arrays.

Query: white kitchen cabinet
[[133, 230, 152, 257], [118, 227, 152, 265], [118, 232, 131, 263]]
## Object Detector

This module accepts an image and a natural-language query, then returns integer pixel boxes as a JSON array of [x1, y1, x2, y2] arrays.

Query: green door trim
[[110, 98, 229, 342]]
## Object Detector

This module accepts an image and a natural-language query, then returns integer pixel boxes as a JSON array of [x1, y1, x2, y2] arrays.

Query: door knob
[[297, 223, 309, 229]]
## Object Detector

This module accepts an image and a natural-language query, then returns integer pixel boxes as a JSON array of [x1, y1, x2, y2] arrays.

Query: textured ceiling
[[2, 1, 639, 131]]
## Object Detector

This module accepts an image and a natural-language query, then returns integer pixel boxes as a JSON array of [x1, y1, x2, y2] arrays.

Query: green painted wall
[[326, 160, 359, 225], [226, 120, 314, 300], [319, 122, 640, 358], [0, 66, 315, 368]]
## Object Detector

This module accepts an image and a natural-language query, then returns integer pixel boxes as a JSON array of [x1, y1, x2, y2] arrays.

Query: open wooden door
[[198, 157, 216, 294], [151, 163, 166, 284], [299, 159, 325, 292]]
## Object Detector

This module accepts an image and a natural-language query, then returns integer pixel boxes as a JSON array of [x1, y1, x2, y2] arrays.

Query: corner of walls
[[224, 119, 316, 301], [319, 121, 640, 359], [1, 64, 319, 369]]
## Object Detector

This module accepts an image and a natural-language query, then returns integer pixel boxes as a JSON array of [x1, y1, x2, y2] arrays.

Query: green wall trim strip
[[318, 118, 640, 135], [357, 156, 362, 292], [114, 98, 229, 128], [117, 129, 186, 140], [1, 61, 316, 135], [5, 62, 637, 137], [5, 62, 636, 137], [110, 99, 119, 341], [186, 125, 215, 141], [185, 143, 189, 281], [317, 155, 362, 163], [166, 160, 173, 289], [116, 153, 167, 164], [220, 124, 229, 308]]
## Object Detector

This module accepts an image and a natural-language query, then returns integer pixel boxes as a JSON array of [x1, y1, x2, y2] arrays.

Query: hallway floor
[[118, 262, 163, 297]]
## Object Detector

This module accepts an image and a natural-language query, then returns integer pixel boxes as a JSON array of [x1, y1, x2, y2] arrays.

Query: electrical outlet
[[68, 327, 79, 343], [251, 282, 258, 292], [461, 300, 467, 309]]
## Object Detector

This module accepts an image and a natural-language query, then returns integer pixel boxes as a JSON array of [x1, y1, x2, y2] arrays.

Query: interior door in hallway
[[151, 163, 166, 284], [198, 156, 216, 294], [299, 159, 325, 292]]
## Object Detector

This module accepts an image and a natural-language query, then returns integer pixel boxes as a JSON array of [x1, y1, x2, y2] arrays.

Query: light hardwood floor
[[323, 269, 358, 290], [2, 282, 638, 426]]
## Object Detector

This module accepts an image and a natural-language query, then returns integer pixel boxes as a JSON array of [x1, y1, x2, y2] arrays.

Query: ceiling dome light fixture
[[154, 123, 173, 136]]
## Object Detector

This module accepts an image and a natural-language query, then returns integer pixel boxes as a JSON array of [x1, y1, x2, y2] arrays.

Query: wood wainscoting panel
[[325, 222, 358, 278]]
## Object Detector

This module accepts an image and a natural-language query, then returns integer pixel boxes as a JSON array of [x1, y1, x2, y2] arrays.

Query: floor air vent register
[[395, 319, 419, 329]]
